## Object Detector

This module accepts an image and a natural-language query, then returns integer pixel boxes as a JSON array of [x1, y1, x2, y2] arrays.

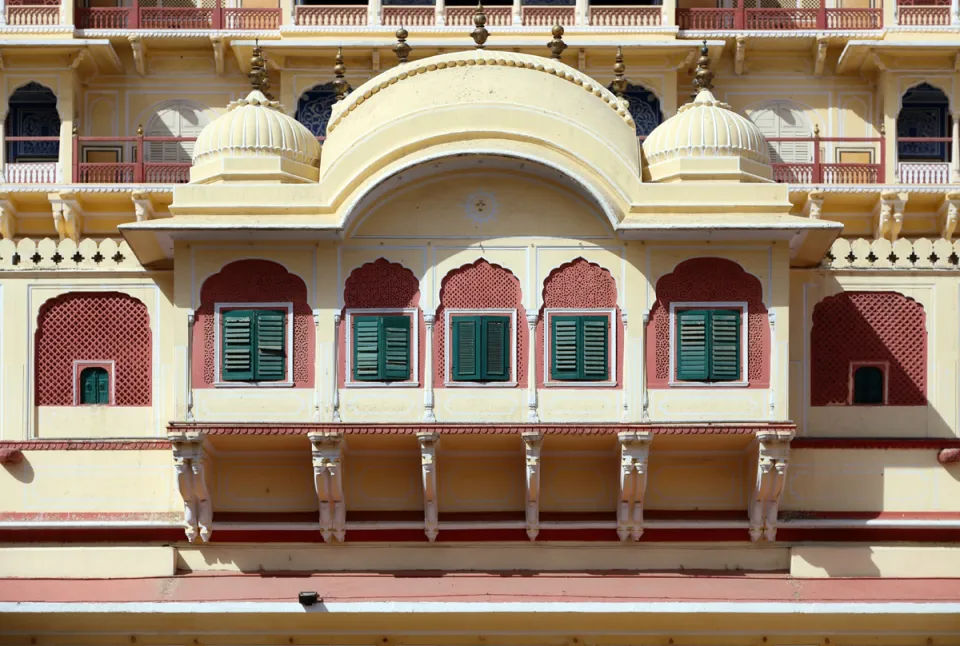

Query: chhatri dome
[[189, 45, 321, 184], [642, 43, 772, 183]]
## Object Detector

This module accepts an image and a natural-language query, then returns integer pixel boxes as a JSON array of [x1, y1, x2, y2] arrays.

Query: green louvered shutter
[[255, 310, 286, 382], [551, 316, 581, 381], [452, 316, 480, 381], [222, 309, 255, 381], [481, 316, 510, 381], [709, 309, 740, 382], [676, 309, 709, 382], [581, 316, 608, 380], [382, 316, 412, 381], [353, 317, 382, 381], [80, 367, 108, 404], [96, 369, 110, 403]]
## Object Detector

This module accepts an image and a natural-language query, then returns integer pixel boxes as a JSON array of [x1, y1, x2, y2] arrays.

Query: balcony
[[75, 0, 281, 30], [897, 0, 951, 24], [3, 136, 60, 184], [73, 136, 196, 184], [6, 0, 61, 26], [897, 137, 953, 185], [676, 0, 882, 30], [767, 135, 885, 184]]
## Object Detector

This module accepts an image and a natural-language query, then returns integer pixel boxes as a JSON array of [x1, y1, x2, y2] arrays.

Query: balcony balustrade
[[767, 135, 885, 185], [294, 4, 366, 25], [677, 1, 882, 30], [75, 0, 280, 30], [6, 0, 60, 25], [3, 136, 60, 184], [896, 137, 953, 184], [589, 5, 662, 25], [896, 0, 951, 25], [73, 135, 195, 184]]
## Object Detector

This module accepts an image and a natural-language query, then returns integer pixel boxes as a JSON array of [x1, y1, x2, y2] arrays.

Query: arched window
[[5, 82, 59, 162], [296, 83, 337, 139], [748, 101, 813, 163], [622, 83, 662, 138], [79, 367, 110, 405], [145, 101, 210, 163], [898, 83, 950, 162], [852, 365, 884, 405]]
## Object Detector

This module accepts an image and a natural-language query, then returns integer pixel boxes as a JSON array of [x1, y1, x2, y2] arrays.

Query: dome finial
[[611, 46, 628, 100], [248, 40, 272, 99], [393, 26, 411, 64], [547, 24, 567, 60], [471, 2, 489, 49], [691, 40, 714, 99], [333, 46, 351, 101]]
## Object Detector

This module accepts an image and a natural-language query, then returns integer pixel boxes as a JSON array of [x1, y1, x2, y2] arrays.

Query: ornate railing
[[898, 162, 951, 185], [0, 238, 142, 272], [3, 162, 59, 184], [76, 2, 280, 29], [677, 3, 881, 29], [294, 4, 366, 25], [897, 0, 950, 24], [446, 5, 512, 25], [6, 0, 61, 26], [589, 5, 661, 25], [4, 135, 60, 183], [382, 5, 435, 25], [522, 5, 575, 25], [768, 136, 884, 185], [73, 135, 194, 184], [897, 136, 952, 184], [825, 238, 960, 270]]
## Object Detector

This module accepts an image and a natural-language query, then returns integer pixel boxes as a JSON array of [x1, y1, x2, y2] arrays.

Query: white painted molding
[[525, 311, 539, 423], [310, 431, 345, 543], [418, 431, 440, 542], [332, 312, 341, 422], [170, 433, 211, 543], [423, 312, 437, 423], [618, 430, 652, 541], [522, 431, 543, 541], [749, 430, 793, 542]]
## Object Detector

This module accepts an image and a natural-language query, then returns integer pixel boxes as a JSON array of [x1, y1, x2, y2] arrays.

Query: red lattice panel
[[646, 258, 769, 387], [194, 260, 313, 388], [435, 260, 526, 387], [537, 259, 623, 388], [339, 260, 423, 387], [811, 292, 926, 406], [35, 293, 151, 406]]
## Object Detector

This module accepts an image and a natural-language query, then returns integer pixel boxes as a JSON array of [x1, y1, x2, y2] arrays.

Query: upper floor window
[[748, 101, 813, 164], [451, 314, 511, 383], [852, 364, 885, 405], [674, 308, 742, 383], [351, 313, 413, 383], [219, 307, 289, 384], [146, 101, 209, 163], [547, 313, 612, 383], [79, 366, 110, 405]]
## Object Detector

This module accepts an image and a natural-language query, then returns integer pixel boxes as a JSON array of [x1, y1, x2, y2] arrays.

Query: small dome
[[643, 88, 769, 167], [190, 90, 321, 183]]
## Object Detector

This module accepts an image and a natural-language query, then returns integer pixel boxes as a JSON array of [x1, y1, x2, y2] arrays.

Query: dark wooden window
[[79, 367, 109, 405], [853, 365, 885, 405], [352, 315, 412, 382], [550, 315, 609, 382], [451, 315, 510, 382], [221, 309, 286, 382], [676, 309, 741, 382]]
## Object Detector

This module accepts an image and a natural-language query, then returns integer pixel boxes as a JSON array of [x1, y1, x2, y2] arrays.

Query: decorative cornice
[[0, 184, 174, 194], [791, 438, 960, 449], [0, 26, 75, 35], [790, 184, 960, 194], [678, 29, 884, 38], [75, 29, 280, 38], [278, 26, 678, 35], [327, 49, 634, 135], [169, 423, 796, 436], [0, 439, 171, 450]]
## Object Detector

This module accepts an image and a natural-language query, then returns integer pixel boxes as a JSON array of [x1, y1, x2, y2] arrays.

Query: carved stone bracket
[[418, 431, 440, 542], [749, 430, 793, 542], [129, 36, 146, 76], [131, 191, 155, 222], [210, 36, 225, 76], [873, 191, 907, 242], [813, 37, 828, 77], [49, 193, 83, 243], [170, 433, 212, 543], [310, 431, 346, 543], [617, 430, 652, 541], [803, 190, 825, 219], [734, 36, 746, 76], [522, 431, 543, 540], [0, 194, 16, 241], [939, 192, 960, 242]]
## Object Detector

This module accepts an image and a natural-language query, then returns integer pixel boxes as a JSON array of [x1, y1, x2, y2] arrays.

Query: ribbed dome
[[643, 88, 770, 166], [192, 90, 320, 167]]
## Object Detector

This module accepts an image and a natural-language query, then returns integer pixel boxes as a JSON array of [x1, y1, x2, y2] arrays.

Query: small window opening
[[852, 365, 884, 405], [79, 367, 110, 405]]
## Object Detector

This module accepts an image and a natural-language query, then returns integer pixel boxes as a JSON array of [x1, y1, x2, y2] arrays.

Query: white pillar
[[620, 310, 629, 423], [952, 111, 960, 182], [0, 0, 7, 27], [952, 0, 959, 25], [435, 0, 445, 25], [369, 0, 381, 25], [575, 0, 587, 25], [61, 0, 74, 26], [512, 0, 521, 25], [0, 117, 6, 183], [332, 313, 341, 422], [423, 312, 436, 423], [526, 312, 539, 423], [640, 310, 650, 422]]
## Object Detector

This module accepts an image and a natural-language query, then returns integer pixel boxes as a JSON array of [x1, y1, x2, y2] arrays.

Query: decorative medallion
[[465, 190, 498, 225]]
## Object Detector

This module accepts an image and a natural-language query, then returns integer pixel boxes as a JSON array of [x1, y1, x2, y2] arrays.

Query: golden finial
[[136, 123, 144, 137], [611, 46, 628, 100], [814, 123, 821, 138], [879, 122, 885, 137], [72, 121, 78, 137], [547, 24, 567, 60], [333, 46, 351, 101], [471, 1, 489, 50], [691, 40, 714, 98], [394, 26, 411, 64], [248, 40, 272, 99]]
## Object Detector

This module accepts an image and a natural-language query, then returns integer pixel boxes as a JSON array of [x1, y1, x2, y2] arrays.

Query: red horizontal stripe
[[0, 439, 171, 451], [791, 438, 960, 449]]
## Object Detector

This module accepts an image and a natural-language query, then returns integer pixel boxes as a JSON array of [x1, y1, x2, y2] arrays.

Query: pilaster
[[749, 430, 793, 542], [418, 431, 440, 542], [423, 312, 437, 423], [171, 433, 212, 543], [522, 431, 543, 540], [310, 431, 346, 542], [526, 312, 539, 422], [618, 431, 652, 541]]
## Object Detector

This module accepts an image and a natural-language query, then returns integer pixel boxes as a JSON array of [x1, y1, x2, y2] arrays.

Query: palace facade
[[1, 1, 960, 643]]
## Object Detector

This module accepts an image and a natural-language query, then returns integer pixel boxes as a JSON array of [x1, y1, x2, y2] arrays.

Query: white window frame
[[669, 301, 749, 388], [542, 308, 618, 388], [848, 360, 890, 406], [345, 308, 420, 388], [214, 302, 295, 388], [444, 308, 518, 388], [73, 360, 116, 406]]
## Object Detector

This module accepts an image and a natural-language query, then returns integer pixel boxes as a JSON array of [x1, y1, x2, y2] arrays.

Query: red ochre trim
[[0, 439, 171, 451], [168, 422, 796, 436], [791, 438, 960, 449]]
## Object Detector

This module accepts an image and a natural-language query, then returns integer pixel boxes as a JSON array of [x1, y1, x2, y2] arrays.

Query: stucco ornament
[[465, 190, 498, 224]]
